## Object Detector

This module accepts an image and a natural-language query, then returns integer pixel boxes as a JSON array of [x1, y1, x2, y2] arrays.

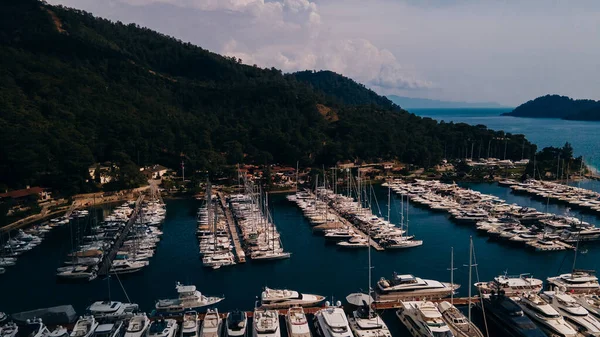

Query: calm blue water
[[412, 108, 600, 171], [2, 184, 600, 318]]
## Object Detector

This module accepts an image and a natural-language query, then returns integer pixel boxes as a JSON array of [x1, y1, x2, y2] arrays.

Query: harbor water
[[2, 183, 600, 316]]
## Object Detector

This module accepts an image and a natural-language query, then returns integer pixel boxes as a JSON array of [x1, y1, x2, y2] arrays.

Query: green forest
[[505, 95, 600, 121], [1, 0, 539, 195]]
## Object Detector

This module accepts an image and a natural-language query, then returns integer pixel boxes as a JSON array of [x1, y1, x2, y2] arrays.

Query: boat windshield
[[433, 332, 454, 337], [182, 332, 196, 337], [330, 326, 348, 333]]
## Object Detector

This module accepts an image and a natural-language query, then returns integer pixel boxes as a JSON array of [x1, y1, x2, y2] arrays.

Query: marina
[[2, 181, 600, 337]]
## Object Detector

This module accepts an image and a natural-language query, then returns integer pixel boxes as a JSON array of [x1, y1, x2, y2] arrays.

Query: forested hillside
[[0, 0, 537, 195], [504, 95, 600, 120]]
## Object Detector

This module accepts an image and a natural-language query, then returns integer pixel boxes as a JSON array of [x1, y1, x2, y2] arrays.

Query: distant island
[[503, 94, 600, 121], [387, 95, 507, 109]]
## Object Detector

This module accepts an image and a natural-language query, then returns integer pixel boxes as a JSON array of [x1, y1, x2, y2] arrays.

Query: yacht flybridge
[[516, 293, 577, 337], [285, 306, 311, 337], [396, 301, 454, 337], [313, 302, 353, 337], [547, 270, 600, 293], [155, 283, 224, 314], [253, 309, 280, 337], [347, 302, 392, 337], [375, 273, 458, 302], [260, 287, 325, 309]]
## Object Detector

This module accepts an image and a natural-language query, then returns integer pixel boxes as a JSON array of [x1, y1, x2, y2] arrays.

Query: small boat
[[179, 311, 199, 337], [200, 309, 222, 337], [70, 316, 99, 337], [226, 310, 248, 337], [336, 236, 368, 249], [155, 283, 224, 314], [0, 311, 8, 325], [285, 306, 311, 337], [261, 287, 325, 309], [0, 258, 16, 267], [124, 313, 151, 337], [437, 301, 484, 337], [347, 301, 391, 337], [56, 265, 97, 281], [92, 322, 123, 337], [109, 260, 148, 274], [575, 294, 600, 319], [253, 309, 280, 337], [148, 319, 178, 337]]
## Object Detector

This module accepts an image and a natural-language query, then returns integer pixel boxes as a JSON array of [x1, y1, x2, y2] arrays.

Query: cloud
[[49, 0, 430, 92]]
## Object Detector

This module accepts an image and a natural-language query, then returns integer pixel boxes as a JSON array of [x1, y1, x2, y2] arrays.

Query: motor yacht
[[200, 309, 222, 337], [70, 316, 99, 337], [155, 283, 224, 314], [347, 302, 391, 337], [474, 273, 543, 295], [48, 326, 68, 337], [180, 311, 199, 337], [1, 322, 18, 337], [396, 301, 453, 337], [226, 310, 248, 337], [56, 265, 97, 281], [86, 301, 139, 321], [147, 319, 178, 337], [477, 291, 547, 337], [375, 273, 459, 302], [541, 291, 600, 336], [517, 293, 578, 337], [124, 313, 151, 337], [109, 260, 148, 274], [253, 309, 280, 337], [91, 321, 123, 337], [437, 301, 484, 337], [574, 294, 600, 319], [547, 270, 600, 294], [0, 257, 16, 267], [261, 287, 325, 309], [285, 306, 311, 337], [336, 236, 368, 249], [313, 302, 352, 337]]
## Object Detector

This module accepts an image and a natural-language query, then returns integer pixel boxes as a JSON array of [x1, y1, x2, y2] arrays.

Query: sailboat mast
[[450, 247, 455, 305], [295, 161, 299, 194], [468, 236, 473, 322], [387, 185, 391, 223]]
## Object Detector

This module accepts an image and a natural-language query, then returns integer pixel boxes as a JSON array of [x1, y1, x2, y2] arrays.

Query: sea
[[411, 108, 600, 172], [2, 109, 600, 336]]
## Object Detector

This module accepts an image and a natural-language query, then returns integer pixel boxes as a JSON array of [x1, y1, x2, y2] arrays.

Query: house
[[0, 186, 52, 202], [142, 165, 170, 179], [88, 162, 116, 184]]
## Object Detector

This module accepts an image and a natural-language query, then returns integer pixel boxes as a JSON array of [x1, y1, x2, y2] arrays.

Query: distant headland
[[387, 95, 508, 109], [503, 94, 600, 121]]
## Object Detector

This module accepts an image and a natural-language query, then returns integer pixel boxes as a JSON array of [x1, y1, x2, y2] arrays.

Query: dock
[[217, 191, 246, 263], [98, 194, 145, 276], [330, 208, 384, 251]]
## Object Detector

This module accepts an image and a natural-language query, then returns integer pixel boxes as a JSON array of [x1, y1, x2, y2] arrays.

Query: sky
[[47, 0, 600, 106]]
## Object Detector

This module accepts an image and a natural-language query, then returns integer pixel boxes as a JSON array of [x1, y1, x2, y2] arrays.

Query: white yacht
[[48, 326, 68, 337], [474, 273, 543, 295], [313, 302, 352, 337], [56, 265, 97, 281], [285, 306, 311, 337], [124, 313, 151, 337], [91, 322, 123, 337], [226, 310, 248, 337], [437, 302, 483, 337], [148, 319, 178, 337], [155, 283, 224, 314], [0, 257, 16, 267], [396, 301, 454, 337], [575, 294, 600, 319], [541, 291, 600, 336], [180, 311, 199, 337], [261, 287, 325, 308], [253, 309, 281, 337], [336, 236, 368, 249], [375, 273, 459, 302], [70, 316, 99, 337], [517, 293, 578, 337], [347, 302, 391, 337], [86, 301, 139, 321], [547, 270, 600, 294], [200, 309, 222, 337], [109, 260, 148, 274]]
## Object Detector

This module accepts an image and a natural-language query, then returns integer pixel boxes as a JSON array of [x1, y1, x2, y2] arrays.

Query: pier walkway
[[216, 191, 246, 263], [98, 194, 145, 276], [328, 207, 384, 251]]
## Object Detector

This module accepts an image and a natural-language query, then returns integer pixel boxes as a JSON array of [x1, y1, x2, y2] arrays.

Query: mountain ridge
[[503, 94, 600, 121]]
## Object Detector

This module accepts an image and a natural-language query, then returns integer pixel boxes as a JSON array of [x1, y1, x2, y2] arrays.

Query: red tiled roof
[[0, 187, 45, 199]]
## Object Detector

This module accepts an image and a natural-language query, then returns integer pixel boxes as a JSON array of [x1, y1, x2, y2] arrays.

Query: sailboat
[[251, 191, 291, 261], [381, 190, 423, 249], [437, 244, 484, 337], [346, 225, 392, 337]]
